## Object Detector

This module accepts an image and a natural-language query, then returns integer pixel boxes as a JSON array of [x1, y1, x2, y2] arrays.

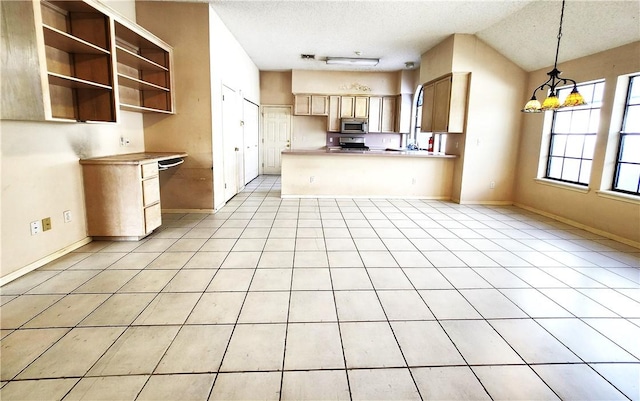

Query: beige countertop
[[79, 152, 188, 165], [282, 148, 456, 158]]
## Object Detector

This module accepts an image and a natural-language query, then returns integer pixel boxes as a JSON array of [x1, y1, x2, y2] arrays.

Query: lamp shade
[[541, 94, 561, 110], [562, 87, 586, 107], [522, 97, 542, 113]]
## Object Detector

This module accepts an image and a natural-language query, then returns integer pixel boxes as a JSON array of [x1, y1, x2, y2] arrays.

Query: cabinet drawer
[[142, 176, 160, 206], [144, 203, 162, 233], [141, 162, 158, 178]]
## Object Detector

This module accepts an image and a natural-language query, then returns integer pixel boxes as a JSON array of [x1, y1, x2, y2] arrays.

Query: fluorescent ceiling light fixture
[[326, 57, 379, 66]]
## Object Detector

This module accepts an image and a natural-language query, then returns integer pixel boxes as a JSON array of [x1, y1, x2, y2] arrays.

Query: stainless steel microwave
[[341, 118, 368, 134]]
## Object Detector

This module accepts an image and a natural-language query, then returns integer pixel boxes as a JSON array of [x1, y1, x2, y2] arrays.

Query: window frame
[[544, 80, 605, 186], [612, 74, 640, 196]]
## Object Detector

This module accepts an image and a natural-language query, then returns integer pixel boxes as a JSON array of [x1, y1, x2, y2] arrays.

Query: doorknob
[[234, 147, 239, 151]]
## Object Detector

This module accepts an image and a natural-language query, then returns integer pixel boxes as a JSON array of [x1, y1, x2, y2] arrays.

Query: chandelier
[[522, 0, 586, 113]]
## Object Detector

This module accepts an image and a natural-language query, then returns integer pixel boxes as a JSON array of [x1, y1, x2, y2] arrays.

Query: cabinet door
[[340, 96, 355, 118], [327, 95, 341, 132], [368, 96, 382, 132], [421, 83, 435, 132], [381, 96, 396, 132], [433, 77, 452, 132], [311, 95, 328, 115], [354, 97, 369, 118], [294, 94, 311, 115]]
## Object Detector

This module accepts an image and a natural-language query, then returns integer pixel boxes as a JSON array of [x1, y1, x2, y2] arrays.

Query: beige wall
[[451, 34, 526, 203], [418, 34, 526, 204], [515, 41, 640, 245], [1, 1, 144, 280], [260, 71, 293, 105], [136, 2, 213, 210], [135, 3, 260, 212], [292, 70, 399, 96]]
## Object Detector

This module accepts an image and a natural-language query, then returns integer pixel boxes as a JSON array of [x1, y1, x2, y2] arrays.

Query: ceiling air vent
[[300, 54, 315, 60]]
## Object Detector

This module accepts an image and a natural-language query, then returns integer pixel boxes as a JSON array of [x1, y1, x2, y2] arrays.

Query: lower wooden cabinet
[[80, 152, 186, 240]]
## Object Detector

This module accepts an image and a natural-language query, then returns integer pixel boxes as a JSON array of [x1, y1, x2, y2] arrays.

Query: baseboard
[[0, 237, 92, 286], [162, 209, 215, 214], [457, 200, 515, 206], [515, 202, 640, 250], [281, 195, 452, 200]]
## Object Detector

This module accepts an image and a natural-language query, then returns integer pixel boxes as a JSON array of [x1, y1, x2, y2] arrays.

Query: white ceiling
[[200, 0, 639, 72]]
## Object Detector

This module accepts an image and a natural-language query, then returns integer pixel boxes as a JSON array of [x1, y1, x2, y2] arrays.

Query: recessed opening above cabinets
[[0, 0, 174, 123]]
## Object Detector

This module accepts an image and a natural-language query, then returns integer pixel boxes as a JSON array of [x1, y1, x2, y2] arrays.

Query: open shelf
[[43, 25, 110, 54], [48, 72, 112, 90], [120, 103, 174, 114], [115, 46, 168, 72], [118, 74, 169, 91]]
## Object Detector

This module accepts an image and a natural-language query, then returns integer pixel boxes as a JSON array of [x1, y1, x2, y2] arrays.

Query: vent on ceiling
[[300, 54, 315, 60]]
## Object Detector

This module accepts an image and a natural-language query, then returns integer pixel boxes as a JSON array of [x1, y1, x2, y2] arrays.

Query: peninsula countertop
[[79, 152, 188, 165], [282, 148, 457, 158]]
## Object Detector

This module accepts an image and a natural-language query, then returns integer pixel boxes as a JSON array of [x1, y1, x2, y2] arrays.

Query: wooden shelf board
[[115, 46, 168, 72], [48, 72, 112, 90], [43, 25, 110, 55], [120, 103, 173, 114], [118, 74, 169, 92], [114, 21, 162, 52]]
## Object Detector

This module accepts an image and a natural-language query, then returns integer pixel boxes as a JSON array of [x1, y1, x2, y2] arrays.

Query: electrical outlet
[[30, 220, 42, 235], [42, 217, 52, 231], [329, 137, 333, 143], [412, 178, 416, 185], [120, 136, 130, 146], [63, 210, 72, 223], [310, 176, 315, 183], [490, 181, 495, 189]]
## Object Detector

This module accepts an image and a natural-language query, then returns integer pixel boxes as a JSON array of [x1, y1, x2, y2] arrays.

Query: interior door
[[262, 106, 291, 174], [243, 100, 259, 184], [222, 85, 239, 202]]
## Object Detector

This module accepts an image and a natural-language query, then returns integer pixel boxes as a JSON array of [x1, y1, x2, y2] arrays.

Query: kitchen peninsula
[[281, 149, 456, 198]]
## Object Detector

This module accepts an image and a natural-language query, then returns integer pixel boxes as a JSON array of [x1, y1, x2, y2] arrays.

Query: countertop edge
[[79, 152, 188, 165], [281, 149, 457, 158]]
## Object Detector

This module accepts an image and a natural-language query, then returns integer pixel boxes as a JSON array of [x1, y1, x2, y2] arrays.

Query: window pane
[[565, 135, 584, 158], [582, 135, 596, 159], [591, 82, 605, 106], [580, 83, 595, 103], [615, 163, 640, 193], [629, 79, 640, 103], [548, 157, 563, 179], [561, 158, 581, 182], [620, 134, 640, 163], [569, 110, 590, 133], [623, 104, 640, 132], [579, 160, 592, 184], [554, 112, 571, 133], [588, 109, 601, 133], [551, 135, 567, 156]]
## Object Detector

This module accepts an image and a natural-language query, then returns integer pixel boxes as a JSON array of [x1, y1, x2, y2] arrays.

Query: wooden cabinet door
[[340, 96, 355, 118], [294, 94, 311, 115], [355, 97, 369, 118], [327, 95, 341, 132], [381, 96, 396, 132], [421, 83, 435, 132], [433, 77, 452, 132], [311, 95, 328, 115], [368, 96, 382, 132]]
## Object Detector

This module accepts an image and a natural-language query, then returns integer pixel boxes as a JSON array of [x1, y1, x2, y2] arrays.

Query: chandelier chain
[[553, 0, 566, 69]]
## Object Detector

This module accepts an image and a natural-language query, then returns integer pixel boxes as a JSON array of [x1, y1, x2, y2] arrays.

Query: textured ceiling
[[198, 0, 639, 72]]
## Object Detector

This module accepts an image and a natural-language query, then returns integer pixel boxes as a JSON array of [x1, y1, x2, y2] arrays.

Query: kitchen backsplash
[[326, 132, 402, 149]]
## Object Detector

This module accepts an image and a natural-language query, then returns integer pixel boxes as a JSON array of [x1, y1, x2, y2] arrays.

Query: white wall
[[209, 6, 260, 210]]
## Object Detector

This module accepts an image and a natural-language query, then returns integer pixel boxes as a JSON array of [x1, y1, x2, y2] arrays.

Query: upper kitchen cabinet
[[1, 0, 117, 122], [327, 95, 341, 132], [368, 96, 396, 133], [294, 94, 328, 116], [0, 0, 174, 122], [340, 96, 368, 119], [114, 20, 174, 114], [421, 72, 470, 133]]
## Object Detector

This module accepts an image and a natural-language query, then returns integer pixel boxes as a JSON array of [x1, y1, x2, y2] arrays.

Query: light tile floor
[[1, 175, 639, 400]]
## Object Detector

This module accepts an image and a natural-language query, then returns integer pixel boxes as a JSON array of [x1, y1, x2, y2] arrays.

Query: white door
[[243, 100, 259, 184], [222, 86, 240, 202], [262, 106, 291, 174]]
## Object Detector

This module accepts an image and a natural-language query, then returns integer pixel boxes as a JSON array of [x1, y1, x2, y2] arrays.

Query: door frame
[[259, 105, 292, 175], [243, 99, 260, 184]]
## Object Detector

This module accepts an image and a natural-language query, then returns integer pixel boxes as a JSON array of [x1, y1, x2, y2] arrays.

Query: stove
[[339, 137, 369, 151]]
